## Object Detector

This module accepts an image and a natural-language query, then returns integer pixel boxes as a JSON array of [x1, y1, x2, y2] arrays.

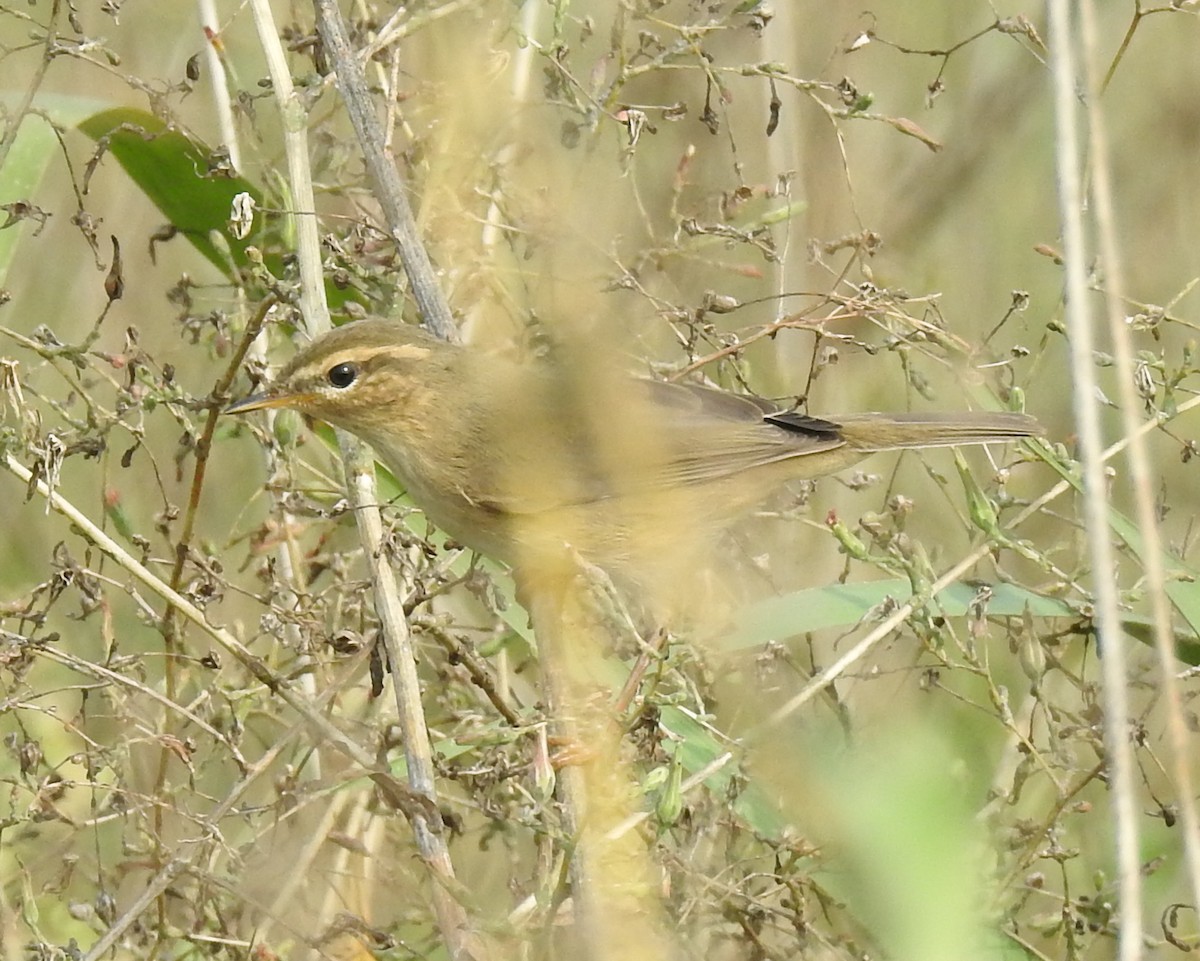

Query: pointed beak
[[225, 391, 297, 415]]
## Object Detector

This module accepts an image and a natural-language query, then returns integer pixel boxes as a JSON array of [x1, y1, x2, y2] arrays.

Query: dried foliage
[[1, 2, 1199, 960]]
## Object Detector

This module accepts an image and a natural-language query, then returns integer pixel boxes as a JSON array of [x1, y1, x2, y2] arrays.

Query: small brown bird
[[227, 319, 1041, 598]]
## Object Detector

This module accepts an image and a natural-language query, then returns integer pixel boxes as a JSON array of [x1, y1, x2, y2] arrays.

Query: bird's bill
[[225, 391, 300, 415]]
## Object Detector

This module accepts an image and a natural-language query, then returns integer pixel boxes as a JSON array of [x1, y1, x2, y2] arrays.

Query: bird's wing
[[463, 373, 849, 515], [640, 379, 848, 486]]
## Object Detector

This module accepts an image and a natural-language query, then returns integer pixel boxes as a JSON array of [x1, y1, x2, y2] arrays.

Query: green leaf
[[76, 108, 363, 310], [728, 579, 1075, 646], [729, 577, 1200, 665], [77, 107, 267, 280]]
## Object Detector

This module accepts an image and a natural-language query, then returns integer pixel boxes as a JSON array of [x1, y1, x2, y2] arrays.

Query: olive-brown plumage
[[228, 319, 1041, 592]]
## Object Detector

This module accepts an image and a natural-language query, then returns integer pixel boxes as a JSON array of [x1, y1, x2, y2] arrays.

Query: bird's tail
[[831, 411, 1043, 452]]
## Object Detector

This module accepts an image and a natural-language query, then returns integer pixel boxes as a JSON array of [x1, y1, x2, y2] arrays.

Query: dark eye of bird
[[327, 362, 359, 389]]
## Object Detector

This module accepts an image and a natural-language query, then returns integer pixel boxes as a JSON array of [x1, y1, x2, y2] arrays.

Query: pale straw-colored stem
[[1079, 0, 1200, 928], [247, 1, 475, 956]]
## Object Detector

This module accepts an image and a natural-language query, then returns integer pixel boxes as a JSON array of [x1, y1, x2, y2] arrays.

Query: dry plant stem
[[759, 1, 802, 331], [1079, 0, 1200, 914], [77, 717, 311, 961], [147, 296, 270, 934], [5, 452, 437, 815], [525, 591, 590, 914], [195, 0, 240, 169], [359, 0, 476, 62], [199, 0, 320, 781], [477, 0, 541, 256], [345, 454, 465, 866], [422, 622, 523, 725], [250, 1, 474, 955], [243, 0, 347, 781], [34, 645, 248, 771], [249, 0, 325, 323], [1047, 3, 1142, 957], [526, 588, 677, 961], [312, 0, 456, 341], [252, 370, 321, 788], [0, 0, 60, 171], [162, 298, 271, 655]]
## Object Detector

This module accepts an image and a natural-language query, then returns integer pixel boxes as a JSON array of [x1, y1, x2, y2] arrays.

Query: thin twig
[[194, 0, 322, 785], [248, 3, 475, 956], [34, 644, 248, 771], [0, 0, 61, 173], [5, 450, 437, 821], [151, 296, 271, 935], [78, 703, 314, 961], [525, 587, 677, 961], [1047, 4, 1142, 957], [762, 390, 1200, 729], [1080, 0, 1200, 920], [163, 297, 272, 648], [312, 0, 457, 341], [195, 0, 241, 169]]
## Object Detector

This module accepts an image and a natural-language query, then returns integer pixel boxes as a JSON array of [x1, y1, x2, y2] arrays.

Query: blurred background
[[1, 1, 1198, 959]]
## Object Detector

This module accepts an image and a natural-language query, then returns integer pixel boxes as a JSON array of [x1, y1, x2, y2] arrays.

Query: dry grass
[[1, 2, 1198, 960]]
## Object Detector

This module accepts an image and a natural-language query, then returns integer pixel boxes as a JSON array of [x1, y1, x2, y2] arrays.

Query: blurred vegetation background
[[1, 1, 1198, 959]]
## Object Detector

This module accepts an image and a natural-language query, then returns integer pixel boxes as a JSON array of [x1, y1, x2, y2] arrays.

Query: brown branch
[[312, 0, 457, 342]]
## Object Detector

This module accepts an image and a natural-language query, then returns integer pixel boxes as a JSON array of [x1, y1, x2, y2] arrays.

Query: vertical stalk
[[1045, 3, 1142, 957]]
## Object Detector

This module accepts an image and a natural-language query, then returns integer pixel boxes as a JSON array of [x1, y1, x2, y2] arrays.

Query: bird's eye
[[327, 362, 359, 389]]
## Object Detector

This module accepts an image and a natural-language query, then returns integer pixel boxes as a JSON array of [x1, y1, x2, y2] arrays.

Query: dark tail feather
[[831, 411, 1043, 452]]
